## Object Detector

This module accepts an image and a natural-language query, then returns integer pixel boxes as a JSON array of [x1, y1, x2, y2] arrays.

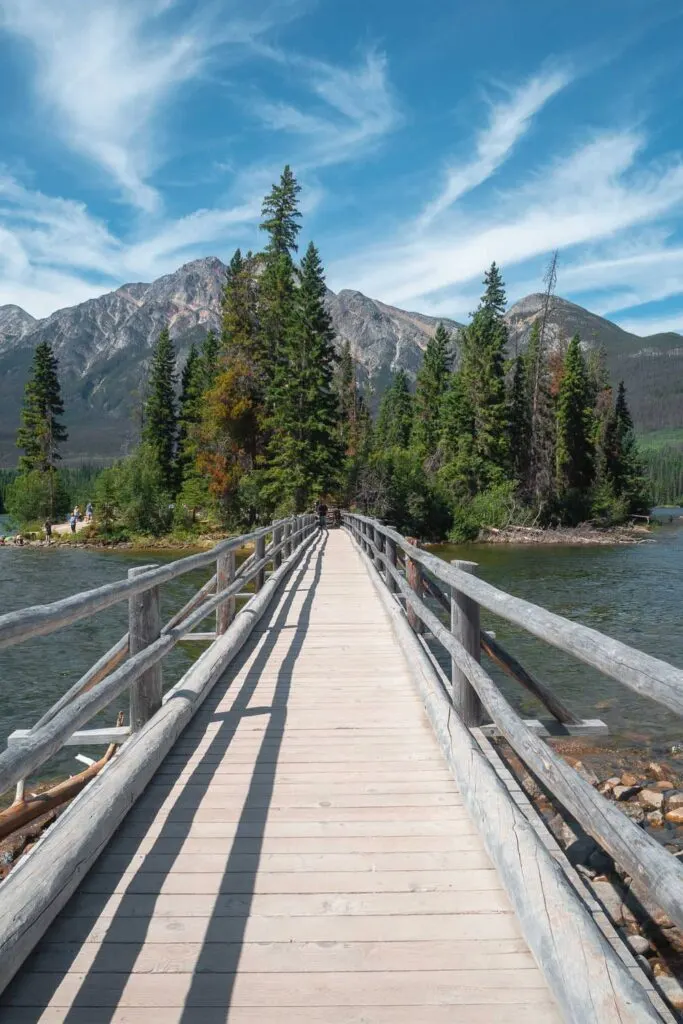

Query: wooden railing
[[343, 513, 683, 937], [0, 515, 316, 807]]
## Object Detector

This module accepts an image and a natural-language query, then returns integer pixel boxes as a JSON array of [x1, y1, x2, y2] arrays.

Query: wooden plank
[[94, 850, 492, 873], [5, 1007, 562, 1024], [79, 869, 501, 896], [4, 970, 556, 1008], [44, 911, 525, 945], [26, 938, 535, 975], [105, 834, 485, 856]]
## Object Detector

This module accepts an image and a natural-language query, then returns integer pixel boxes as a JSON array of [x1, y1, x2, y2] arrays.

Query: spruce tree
[[438, 371, 478, 498], [259, 166, 301, 382], [555, 335, 594, 512], [615, 382, 648, 513], [375, 371, 413, 450], [176, 345, 203, 482], [143, 327, 178, 492], [200, 328, 220, 391], [507, 355, 531, 484], [17, 341, 68, 473], [458, 263, 509, 487], [412, 323, 451, 460], [16, 340, 68, 518], [524, 320, 555, 507], [266, 241, 342, 510]]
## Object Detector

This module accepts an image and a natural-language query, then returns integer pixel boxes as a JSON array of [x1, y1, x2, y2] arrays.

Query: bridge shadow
[[4, 533, 326, 1023]]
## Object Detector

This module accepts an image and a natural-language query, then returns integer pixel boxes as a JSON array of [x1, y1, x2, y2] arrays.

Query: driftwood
[[355, 536, 662, 1024], [349, 514, 683, 718], [0, 714, 125, 842]]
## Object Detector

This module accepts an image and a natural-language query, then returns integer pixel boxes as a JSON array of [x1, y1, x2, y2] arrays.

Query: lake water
[[0, 516, 682, 787], [0, 523, 214, 785], [430, 522, 683, 754]]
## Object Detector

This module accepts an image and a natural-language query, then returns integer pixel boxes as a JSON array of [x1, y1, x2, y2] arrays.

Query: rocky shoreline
[[498, 737, 683, 1011], [478, 522, 653, 545]]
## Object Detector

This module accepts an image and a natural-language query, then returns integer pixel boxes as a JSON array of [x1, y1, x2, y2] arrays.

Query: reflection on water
[[0, 540, 213, 784], [429, 522, 683, 754]]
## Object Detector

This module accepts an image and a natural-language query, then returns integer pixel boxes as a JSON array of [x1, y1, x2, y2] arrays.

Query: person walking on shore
[[44, 519, 52, 545], [86, 502, 93, 523], [69, 513, 77, 534]]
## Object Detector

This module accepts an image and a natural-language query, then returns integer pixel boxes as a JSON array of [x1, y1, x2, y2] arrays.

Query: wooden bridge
[[0, 514, 681, 1022]]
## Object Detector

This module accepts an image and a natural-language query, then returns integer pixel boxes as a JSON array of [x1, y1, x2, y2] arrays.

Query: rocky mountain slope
[[0, 257, 679, 462]]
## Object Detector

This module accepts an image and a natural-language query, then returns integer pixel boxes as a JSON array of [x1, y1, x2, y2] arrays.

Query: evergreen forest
[[5, 168, 658, 541]]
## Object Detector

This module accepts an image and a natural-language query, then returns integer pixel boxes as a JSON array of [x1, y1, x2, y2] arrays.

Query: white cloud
[[329, 131, 683, 312], [253, 49, 400, 169], [0, 172, 259, 315], [418, 67, 571, 227], [614, 311, 683, 337]]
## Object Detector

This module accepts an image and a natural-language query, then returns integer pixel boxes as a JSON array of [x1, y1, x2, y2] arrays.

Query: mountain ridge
[[0, 257, 680, 463]]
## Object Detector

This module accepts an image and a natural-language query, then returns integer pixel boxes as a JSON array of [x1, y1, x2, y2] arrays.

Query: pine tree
[[507, 355, 531, 484], [555, 335, 594, 513], [176, 345, 203, 482], [16, 340, 68, 518], [412, 323, 451, 460], [614, 381, 648, 513], [438, 370, 478, 499], [458, 263, 509, 486], [266, 241, 342, 510], [524, 320, 555, 507], [336, 341, 372, 458], [200, 328, 220, 391], [258, 168, 302, 424], [375, 370, 413, 450], [143, 327, 178, 492]]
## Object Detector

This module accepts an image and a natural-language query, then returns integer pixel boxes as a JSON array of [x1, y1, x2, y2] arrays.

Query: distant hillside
[[0, 258, 680, 463]]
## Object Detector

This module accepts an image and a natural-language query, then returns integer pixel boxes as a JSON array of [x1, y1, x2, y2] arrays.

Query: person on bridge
[[315, 499, 328, 532]]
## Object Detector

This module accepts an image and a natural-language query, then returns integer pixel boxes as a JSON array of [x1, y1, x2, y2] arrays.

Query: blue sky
[[1, 0, 682, 336]]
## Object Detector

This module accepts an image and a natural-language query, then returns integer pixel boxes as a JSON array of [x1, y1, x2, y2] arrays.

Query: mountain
[[0, 257, 680, 463], [505, 293, 683, 431]]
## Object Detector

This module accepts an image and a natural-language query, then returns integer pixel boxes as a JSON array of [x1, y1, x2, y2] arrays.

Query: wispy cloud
[[330, 130, 683, 317], [253, 49, 400, 169], [418, 67, 572, 226], [0, 172, 259, 314]]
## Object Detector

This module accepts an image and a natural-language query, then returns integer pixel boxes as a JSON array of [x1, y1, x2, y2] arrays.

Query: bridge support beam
[[216, 549, 236, 635], [128, 565, 162, 731], [450, 559, 484, 727]]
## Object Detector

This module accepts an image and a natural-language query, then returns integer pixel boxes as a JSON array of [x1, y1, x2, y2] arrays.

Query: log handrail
[[0, 519, 290, 651], [0, 516, 316, 797], [345, 513, 683, 718], [343, 511, 683, 936]]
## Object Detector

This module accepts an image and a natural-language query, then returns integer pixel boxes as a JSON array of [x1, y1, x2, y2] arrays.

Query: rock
[[661, 925, 683, 955], [652, 780, 675, 791], [647, 810, 665, 827], [666, 791, 683, 810], [639, 788, 665, 811], [592, 880, 626, 925], [635, 954, 653, 978], [621, 772, 640, 787], [624, 884, 674, 930], [622, 803, 646, 823], [573, 761, 599, 786], [613, 784, 643, 801], [656, 974, 683, 1010], [566, 836, 600, 868], [649, 761, 666, 780], [626, 934, 650, 955], [665, 808, 683, 825], [599, 775, 621, 793]]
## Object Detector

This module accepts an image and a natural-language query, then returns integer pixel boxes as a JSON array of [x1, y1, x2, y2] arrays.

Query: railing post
[[128, 565, 162, 731], [283, 520, 292, 559], [450, 559, 484, 727], [385, 536, 397, 594], [216, 548, 235, 635], [273, 524, 283, 569], [255, 533, 266, 590], [373, 524, 384, 574], [405, 541, 424, 634]]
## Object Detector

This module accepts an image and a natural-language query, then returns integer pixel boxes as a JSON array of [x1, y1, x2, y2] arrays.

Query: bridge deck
[[3, 530, 561, 1023]]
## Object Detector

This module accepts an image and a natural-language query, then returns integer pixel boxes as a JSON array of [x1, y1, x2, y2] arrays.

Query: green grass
[[638, 428, 683, 451]]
